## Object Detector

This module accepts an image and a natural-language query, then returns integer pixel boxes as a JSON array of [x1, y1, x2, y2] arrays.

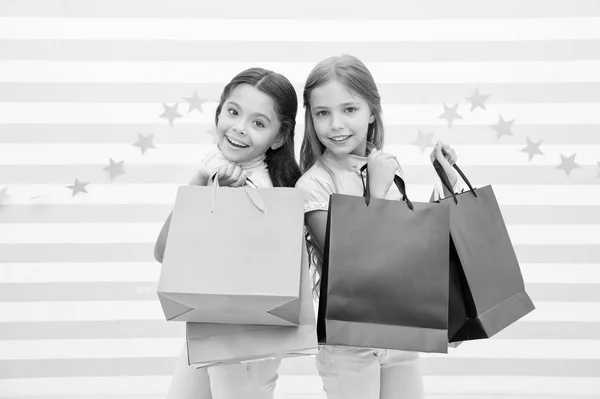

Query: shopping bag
[[318, 166, 451, 353], [186, 239, 318, 368], [157, 180, 305, 325], [434, 160, 535, 342]]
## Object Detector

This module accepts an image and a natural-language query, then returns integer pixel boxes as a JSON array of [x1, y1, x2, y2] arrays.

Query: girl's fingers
[[217, 165, 228, 179], [225, 163, 236, 178], [230, 165, 243, 182], [234, 173, 248, 187]]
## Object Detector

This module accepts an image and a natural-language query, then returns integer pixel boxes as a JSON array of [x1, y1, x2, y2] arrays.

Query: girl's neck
[[236, 153, 268, 171]]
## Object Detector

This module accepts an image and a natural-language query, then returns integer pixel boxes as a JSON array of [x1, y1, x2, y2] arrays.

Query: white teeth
[[331, 135, 350, 142], [227, 136, 249, 148]]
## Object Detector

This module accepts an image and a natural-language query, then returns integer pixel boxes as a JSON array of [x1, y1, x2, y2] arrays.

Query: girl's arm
[[154, 212, 173, 263], [305, 210, 329, 254]]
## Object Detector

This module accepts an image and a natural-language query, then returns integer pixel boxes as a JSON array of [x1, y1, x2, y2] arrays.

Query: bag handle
[[432, 160, 477, 205], [208, 172, 266, 214], [359, 164, 414, 210]]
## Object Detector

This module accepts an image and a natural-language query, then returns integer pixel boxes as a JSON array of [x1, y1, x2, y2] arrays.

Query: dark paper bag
[[434, 161, 535, 342], [318, 167, 451, 353]]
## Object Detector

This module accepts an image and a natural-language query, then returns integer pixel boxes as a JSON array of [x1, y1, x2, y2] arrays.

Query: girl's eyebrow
[[313, 102, 358, 109], [227, 101, 271, 123]]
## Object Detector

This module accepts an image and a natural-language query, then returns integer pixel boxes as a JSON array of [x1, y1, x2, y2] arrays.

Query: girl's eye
[[316, 110, 328, 117], [345, 107, 358, 113], [228, 108, 238, 116], [253, 120, 266, 128]]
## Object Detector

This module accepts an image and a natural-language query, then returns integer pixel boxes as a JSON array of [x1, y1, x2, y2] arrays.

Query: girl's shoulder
[[295, 161, 335, 194]]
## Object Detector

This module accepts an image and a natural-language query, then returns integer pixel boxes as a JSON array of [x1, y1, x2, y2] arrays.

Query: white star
[[520, 138, 544, 162], [0, 187, 9, 204], [159, 103, 183, 127], [465, 88, 490, 112], [183, 90, 209, 114], [66, 179, 89, 197], [556, 153, 581, 177], [438, 103, 462, 128], [411, 130, 435, 154], [103, 158, 126, 181], [132, 133, 156, 155], [491, 115, 515, 139]]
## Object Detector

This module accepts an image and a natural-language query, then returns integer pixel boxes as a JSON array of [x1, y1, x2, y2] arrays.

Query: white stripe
[[4, 184, 599, 205], [0, 376, 171, 396], [2, 61, 600, 84], [2, 17, 600, 42], [0, 301, 164, 322], [2, 263, 597, 285], [0, 143, 598, 165], [0, 223, 597, 245], [0, 338, 182, 360], [2, 103, 600, 126], [0, 263, 161, 283], [2, 338, 599, 361], [0, 376, 599, 396], [521, 264, 600, 284], [0, 302, 596, 323]]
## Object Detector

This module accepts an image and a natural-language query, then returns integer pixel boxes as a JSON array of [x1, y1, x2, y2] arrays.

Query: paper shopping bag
[[157, 182, 305, 325], [318, 167, 451, 353], [434, 161, 535, 342], [186, 239, 318, 368]]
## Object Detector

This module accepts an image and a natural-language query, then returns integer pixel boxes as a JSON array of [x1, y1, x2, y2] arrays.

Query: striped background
[[1, 0, 600, 398]]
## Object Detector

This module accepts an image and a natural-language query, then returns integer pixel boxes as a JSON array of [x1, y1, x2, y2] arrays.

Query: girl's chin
[[327, 144, 366, 157], [220, 146, 253, 163]]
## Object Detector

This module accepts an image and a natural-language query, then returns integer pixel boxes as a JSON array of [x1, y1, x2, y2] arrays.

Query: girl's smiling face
[[216, 84, 283, 163], [309, 80, 375, 157]]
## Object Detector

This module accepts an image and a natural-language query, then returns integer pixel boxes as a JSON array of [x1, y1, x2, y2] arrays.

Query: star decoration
[[183, 90, 209, 114], [556, 153, 581, 177], [103, 158, 126, 180], [521, 138, 544, 162], [466, 88, 490, 111], [159, 103, 183, 127], [0, 187, 9, 204], [491, 115, 515, 139], [66, 179, 89, 197], [132, 133, 156, 155], [411, 130, 435, 154], [438, 103, 462, 127]]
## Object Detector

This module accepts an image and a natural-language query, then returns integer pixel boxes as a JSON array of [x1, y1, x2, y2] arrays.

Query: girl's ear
[[369, 113, 375, 124], [271, 134, 285, 150]]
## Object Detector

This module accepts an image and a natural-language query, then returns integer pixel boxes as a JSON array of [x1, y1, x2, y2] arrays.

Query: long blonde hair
[[299, 54, 385, 172], [300, 55, 386, 295]]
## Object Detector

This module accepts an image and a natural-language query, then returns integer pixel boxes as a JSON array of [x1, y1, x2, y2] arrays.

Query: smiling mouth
[[226, 136, 250, 148], [330, 135, 351, 143]]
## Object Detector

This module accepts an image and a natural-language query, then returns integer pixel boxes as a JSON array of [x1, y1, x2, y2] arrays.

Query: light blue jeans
[[316, 345, 424, 399], [167, 346, 281, 399]]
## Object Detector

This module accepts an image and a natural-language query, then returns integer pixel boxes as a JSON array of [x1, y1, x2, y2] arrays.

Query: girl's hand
[[430, 140, 458, 188], [367, 150, 400, 199], [216, 162, 247, 187]]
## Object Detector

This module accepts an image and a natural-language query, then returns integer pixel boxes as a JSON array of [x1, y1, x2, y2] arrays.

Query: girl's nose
[[232, 123, 247, 135], [330, 112, 343, 131]]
